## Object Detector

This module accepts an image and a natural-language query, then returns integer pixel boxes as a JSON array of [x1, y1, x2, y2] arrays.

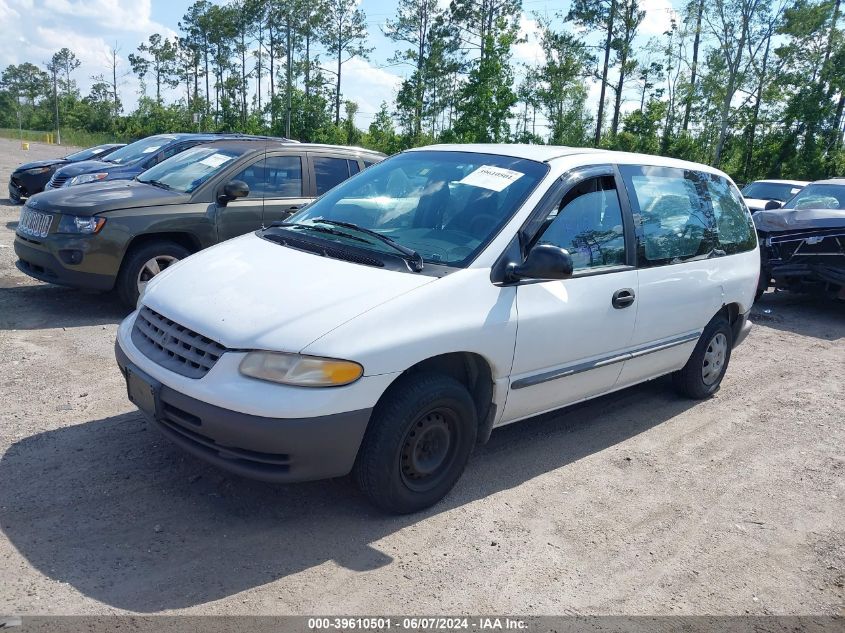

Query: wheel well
[[398, 352, 494, 432], [718, 302, 743, 341], [124, 232, 202, 258]]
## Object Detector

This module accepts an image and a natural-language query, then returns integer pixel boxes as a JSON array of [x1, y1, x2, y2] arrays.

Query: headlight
[[23, 166, 52, 175], [57, 215, 106, 234], [239, 351, 363, 387], [68, 172, 108, 186]]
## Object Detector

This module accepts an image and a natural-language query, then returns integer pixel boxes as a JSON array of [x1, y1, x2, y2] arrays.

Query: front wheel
[[353, 372, 477, 514], [672, 317, 733, 399], [116, 241, 190, 308]]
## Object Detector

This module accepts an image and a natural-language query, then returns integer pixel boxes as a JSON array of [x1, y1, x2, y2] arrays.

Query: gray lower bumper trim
[[115, 341, 372, 483]]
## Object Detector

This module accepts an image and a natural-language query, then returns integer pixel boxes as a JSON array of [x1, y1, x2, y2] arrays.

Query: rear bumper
[[14, 236, 115, 290], [115, 341, 372, 483]]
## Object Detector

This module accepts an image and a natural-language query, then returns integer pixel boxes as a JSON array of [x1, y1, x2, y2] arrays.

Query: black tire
[[116, 240, 190, 308], [9, 192, 22, 204], [353, 372, 477, 514], [672, 316, 734, 400]]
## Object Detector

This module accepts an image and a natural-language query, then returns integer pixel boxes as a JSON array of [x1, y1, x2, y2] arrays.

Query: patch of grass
[[0, 128, 116, 148]]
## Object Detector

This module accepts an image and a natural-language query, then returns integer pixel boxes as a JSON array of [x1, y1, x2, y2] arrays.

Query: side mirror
[[764, 199, 783, 210], [219, 180, 249, 204], [507, 244, 574, 282]]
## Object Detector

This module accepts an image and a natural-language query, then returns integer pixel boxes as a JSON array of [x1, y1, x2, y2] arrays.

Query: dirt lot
[[0, 137, 842, 616]]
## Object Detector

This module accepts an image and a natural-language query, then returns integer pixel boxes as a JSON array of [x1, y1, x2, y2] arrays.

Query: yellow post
[[21, 142, 29, 150]]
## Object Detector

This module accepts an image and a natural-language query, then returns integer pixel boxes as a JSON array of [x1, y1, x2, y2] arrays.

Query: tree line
[[1, 0, 844, 184]]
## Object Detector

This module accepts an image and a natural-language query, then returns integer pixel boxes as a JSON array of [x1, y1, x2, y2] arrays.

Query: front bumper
[[771, 263, 845, 289], [9, 177, 25, 200], [14, 235, 115, 290], [115, 332, 376, 483]]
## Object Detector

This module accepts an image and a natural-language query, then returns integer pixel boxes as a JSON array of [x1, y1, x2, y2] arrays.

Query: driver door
[[502, 167, 639, 423], [215, 156, 268, 241]]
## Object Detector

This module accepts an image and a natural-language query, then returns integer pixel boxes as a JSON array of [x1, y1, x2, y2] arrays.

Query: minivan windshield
[[741, 181, 803, 202], [137, 146, 241, 193], [282, 151, 548, 268], [104, 135, 176, 165], [783, 183, 845, 210], [64, 145, 117, 162]]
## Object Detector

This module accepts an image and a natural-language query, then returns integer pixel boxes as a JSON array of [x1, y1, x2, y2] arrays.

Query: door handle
[[612, 288, 636, 309]]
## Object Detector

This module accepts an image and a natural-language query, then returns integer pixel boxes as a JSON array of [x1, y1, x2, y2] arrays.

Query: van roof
[[408, 144, 729, 177], [750, 179, 809, 186], [409, 144, 602, 162]]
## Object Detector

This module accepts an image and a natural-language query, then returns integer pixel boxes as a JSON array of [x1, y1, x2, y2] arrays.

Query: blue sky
[[0, 0, 681, 129]]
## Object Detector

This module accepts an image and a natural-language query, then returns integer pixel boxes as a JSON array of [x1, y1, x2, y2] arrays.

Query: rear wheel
[[353, 372, 477, 514], [672, 317, 733, 399], [117, 241, 190, 308]]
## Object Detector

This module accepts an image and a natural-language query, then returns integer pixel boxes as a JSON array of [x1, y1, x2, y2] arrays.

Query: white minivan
[[115, 145, 759, 513]]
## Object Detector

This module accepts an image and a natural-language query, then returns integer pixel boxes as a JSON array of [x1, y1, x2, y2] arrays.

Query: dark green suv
[[14, 139, 384, 306]]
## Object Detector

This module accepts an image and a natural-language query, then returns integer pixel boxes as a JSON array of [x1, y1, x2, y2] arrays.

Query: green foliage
[[1, 0, 844, 187]]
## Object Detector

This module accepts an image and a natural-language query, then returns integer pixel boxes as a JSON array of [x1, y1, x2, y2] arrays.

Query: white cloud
[[42, 0, 175, 36], [514, 15, 544, 65], [0, 0, 180, 113], [638, 0, 679, 36], [331, 57, 402, 127]]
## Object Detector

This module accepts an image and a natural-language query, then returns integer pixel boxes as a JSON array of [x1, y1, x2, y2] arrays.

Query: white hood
[[744, 197, 771, 211], [141, 233, 436, 351]]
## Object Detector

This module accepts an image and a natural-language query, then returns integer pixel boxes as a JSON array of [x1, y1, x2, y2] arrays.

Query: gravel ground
[[0, 137, 843, 616]]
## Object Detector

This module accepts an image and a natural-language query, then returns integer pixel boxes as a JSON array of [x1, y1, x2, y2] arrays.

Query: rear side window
[[313, 156, 350, 195], [701, 173, 756, 254], [620, 165, 716, 266], [348, 159, 361, 175]]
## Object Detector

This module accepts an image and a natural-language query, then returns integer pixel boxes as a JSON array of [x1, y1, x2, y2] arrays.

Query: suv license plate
[[126, 367, 159, 418]]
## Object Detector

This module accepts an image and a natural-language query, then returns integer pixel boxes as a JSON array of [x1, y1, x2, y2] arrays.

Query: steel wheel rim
[[400, 408, 458, 492], [702, 332, 728, 385], [137, 255, 178, 294]]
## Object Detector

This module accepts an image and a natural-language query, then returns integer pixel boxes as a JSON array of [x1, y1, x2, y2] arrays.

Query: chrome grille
[[47, 173, 69, 189], [131, 306, 228, 379], [17, 206, 53, 238]]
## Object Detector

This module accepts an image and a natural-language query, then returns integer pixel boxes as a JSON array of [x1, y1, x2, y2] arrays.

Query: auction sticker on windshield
[[199, 154, 233, 168], [458, 166, 524, 192], [141, 146, 161, 154]]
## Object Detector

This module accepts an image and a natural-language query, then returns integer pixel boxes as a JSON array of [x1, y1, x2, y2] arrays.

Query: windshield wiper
[[143, 179, 174, 191], [313, 219, 424, 272], [271, 221, 373, 245]]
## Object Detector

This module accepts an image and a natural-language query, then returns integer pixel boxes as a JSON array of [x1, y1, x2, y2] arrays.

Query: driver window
[[229, 159, 267, 199], [535, 176, 626, 271]]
